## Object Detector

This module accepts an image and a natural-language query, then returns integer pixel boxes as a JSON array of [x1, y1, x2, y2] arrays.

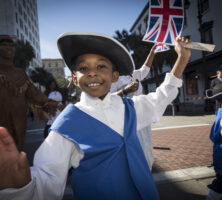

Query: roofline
[[187, 50, 222, 67], [130, 1, 149, 32], [42, 58, 64, 61]]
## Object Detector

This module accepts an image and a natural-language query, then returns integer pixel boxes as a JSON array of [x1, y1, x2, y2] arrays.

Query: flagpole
[[182, 42, 215, 52]]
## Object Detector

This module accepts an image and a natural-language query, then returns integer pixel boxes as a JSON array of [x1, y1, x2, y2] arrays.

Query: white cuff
[[164, 73, 183, 88]]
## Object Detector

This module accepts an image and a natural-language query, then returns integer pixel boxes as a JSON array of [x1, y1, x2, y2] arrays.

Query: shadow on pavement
[[157, 182, 207, 200]]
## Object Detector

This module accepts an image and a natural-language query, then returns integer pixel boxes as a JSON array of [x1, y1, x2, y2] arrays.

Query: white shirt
[[47, 91, 63, 125], [0, 73, 182, 200], [110, 65, 150, 97]]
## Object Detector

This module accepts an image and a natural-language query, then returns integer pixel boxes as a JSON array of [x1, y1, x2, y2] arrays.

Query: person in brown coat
[[0, 35, 59, 151]]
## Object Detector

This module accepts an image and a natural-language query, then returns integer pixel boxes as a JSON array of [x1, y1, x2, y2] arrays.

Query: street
[[24, 117, 45, 165]]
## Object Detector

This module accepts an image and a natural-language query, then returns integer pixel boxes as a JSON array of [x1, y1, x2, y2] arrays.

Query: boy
[[0, 33, 191, 200], [206, 84, 222, 200]]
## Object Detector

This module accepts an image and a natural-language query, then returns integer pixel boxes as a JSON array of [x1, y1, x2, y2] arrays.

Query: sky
[[37, 0, 148, 60]]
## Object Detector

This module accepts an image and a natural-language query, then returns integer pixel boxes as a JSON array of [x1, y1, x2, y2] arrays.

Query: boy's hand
[[144, 44, 157, 67], [150, 44, 157, 55], [124, 81, 139, 94], [171, 37, 191, 78], [0, 127, 31, 190], [175, 37, 191, 60]]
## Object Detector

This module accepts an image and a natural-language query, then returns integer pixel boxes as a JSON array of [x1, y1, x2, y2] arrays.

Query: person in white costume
[[110, 44, 156, 97], [44, 80, 63, 138]]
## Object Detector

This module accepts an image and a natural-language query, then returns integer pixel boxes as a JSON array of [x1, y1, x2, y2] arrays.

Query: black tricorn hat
[[57, 32, 135, 76]]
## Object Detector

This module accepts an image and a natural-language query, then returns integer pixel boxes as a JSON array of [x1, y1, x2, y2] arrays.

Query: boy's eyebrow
[[98, 58, 109, 62], [76, 59, 86, 65]]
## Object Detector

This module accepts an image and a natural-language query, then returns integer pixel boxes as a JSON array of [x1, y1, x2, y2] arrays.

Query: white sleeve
[[110, 81, 119, 93], [133, 65, 150, 81], [110, 76, 131, 93], [133, 73, 182, 130], [0, 131, 83, 200]]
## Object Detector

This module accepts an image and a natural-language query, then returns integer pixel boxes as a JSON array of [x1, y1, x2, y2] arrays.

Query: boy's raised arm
[[171, 37, 191, 78], [0, 127, 31, 190], [143, 44, 157, 68]]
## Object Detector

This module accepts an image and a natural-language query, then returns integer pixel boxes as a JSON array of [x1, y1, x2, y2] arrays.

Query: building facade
[[42, 59, 65, 77], [130, 0, 222, 111], [0, 0, 41, 69]]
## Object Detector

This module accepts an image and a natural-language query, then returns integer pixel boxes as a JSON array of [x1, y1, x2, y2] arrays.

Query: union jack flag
[[155, 43, 170, 53], [143, 0, 184, 45]]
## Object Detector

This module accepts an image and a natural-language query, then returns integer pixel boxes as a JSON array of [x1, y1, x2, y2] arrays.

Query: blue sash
[[209, 108, 222, 174], [51, 98, 159, 200]]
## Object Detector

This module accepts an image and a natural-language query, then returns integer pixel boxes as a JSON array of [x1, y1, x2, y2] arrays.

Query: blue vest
[[51, 98, 159, 200], [210, 108, 222, 175]]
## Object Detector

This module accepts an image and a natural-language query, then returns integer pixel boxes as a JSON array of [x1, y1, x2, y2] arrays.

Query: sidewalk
[[151, 114, 216, 200]]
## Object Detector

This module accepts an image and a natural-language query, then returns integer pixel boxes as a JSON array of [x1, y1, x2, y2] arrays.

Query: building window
[[19, 18, 23, 29], [143, 15, 148, 29], [17, 29, 19, 37], [186, 72, 199, 95], [200, 21, 214, 55], [137, 24, 142, 35], [203, 28, 213, 44], [25, 26, 28, 36], [202, 21, 214, 44], [20, 33, 24, 41], [24, 12, 27, 22], [23, 0, 26, 8], [15, 13, 18, 24], [200, 0, 209, 14], [18, 3, 22, 15], [184, 9, 187, 26], [27, 6, 30, 15], [28, 19, 31, 28]]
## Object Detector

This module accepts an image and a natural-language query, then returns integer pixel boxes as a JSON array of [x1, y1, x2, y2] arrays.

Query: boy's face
[[73, 54, 119, 100]]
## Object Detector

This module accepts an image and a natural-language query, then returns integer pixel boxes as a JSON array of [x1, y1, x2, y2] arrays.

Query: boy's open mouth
[[87, 82, 102, 88]]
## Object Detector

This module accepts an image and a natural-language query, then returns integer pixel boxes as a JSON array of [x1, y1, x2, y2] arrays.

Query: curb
[[153, 166, 215, 185]]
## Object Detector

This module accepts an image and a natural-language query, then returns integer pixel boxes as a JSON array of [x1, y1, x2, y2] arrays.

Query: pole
[[197, 0, 209, 111]]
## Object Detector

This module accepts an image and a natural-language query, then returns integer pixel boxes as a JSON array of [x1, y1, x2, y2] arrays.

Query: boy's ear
[[112, 71, 119, 83], [72, 74, 78, 86]]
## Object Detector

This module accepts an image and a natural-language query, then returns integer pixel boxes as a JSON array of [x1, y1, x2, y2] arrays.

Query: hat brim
[[57, 32, 135, 76]]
